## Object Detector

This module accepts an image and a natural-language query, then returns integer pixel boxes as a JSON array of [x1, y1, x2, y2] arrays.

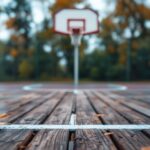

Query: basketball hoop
[[54, 9, 99, 91], [70, 28, 83, 46]]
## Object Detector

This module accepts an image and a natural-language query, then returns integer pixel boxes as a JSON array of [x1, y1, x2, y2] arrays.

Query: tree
[[115, 0, 150, 37], [97, 0, 150, 80], [39, 0, 87, 78], [19, 60, 33, 79], [5, 0, 32, 50], [3, 0, 32, 79], [51, 0, 84, 12]]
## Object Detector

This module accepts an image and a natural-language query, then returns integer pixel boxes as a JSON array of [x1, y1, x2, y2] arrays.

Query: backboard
[[54, 9, 99, 35]]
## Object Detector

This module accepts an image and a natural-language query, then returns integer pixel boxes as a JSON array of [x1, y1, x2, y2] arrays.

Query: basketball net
[[70, 28, 83, 46]]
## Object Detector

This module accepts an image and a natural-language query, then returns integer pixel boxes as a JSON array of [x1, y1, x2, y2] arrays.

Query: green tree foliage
[[1, 0, 33, 80], [38, 0, 87, 78], [0, 0, 149, 81], [19, 60, 33, 79], [114, 0, 150, 37], [96, 0, 150, 80], [5, 0, 32, 50]]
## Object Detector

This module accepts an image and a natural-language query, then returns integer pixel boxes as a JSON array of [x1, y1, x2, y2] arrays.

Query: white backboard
[[54, 9, 99, 35]]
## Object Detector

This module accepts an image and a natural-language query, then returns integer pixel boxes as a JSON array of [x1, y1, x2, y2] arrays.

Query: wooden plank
[[105, 92, 150, 118], [114, 91, 150, 104], [110, 92, 150, 109], [112, 92, 150, 107], [96, 92, 150, 124], [75, 92, 117, 150], [87, 91, 150, 150], [0, 93, 40, 114], [0, 92, 57, 123], [133, 96, 150, 104], [26, 93, 74, 150], [7, 93, 41, 111], [0, 92, 65, 150], [95, 91, 150, 137], [103, 92, 150, 137]]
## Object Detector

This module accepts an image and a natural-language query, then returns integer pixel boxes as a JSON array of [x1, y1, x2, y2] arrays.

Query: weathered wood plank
[[96, 92, 150, 124], [103, 92, 150, 137], [75, 92, 117, 150], [0, 89, 150, 150], [26, 93, 74, 150], [0, 92, 57, 123], [111, 93, 150, 107], [89, 91, 150, 149], [7, 93, 41, 112], [0, 92, 65, 150], [114, 91, 150, 104], [105, 92, 150, 118], [133, 96, 150, 104], [0, 93, 40, 115]]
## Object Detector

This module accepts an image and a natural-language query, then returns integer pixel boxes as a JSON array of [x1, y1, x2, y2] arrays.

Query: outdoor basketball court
[[0, 8, 150, 150], [0, 82, 150, 149]]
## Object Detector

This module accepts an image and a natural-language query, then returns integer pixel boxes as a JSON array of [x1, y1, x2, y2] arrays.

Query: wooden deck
[[0, 90, 150, 150]]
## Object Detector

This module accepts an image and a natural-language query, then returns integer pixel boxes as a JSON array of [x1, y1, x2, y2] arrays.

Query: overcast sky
[[0, 0, 150, 41], [0, 0, 115, 41]]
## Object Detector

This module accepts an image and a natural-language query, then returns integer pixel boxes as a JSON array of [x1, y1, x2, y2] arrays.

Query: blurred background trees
[[0, 0, 149, 81]]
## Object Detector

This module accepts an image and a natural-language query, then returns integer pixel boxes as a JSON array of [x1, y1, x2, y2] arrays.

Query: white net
[[69, 28, 83, 46], [70, 34, 82, 46]]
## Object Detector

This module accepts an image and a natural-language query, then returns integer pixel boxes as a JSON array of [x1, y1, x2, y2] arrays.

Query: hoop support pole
[[74, 45, 79, 89]]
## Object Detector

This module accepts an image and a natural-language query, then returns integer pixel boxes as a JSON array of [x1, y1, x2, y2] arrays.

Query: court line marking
[[22, 84, 127, 92], [69, 114, 76, 125], [0, 125, 150, 130], [22, 84, 43, 91]]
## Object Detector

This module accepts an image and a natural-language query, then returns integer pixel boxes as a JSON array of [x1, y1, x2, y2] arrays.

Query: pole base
[[73, 89, 79, 95]]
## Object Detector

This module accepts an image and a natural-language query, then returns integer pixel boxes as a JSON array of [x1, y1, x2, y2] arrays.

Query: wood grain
[[89, 91, 150, 149], [0, 92, 65, 150], [26, 93, 74, 150], [75, 92, 117, 150]]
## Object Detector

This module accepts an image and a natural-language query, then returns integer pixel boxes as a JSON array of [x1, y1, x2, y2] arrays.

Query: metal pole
[[126, 38, 131, 81], [74, 45, 79, 89]]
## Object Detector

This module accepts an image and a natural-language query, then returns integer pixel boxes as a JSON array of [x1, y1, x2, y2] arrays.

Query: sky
[[0, 0, 150, 66], [0, 0, 150, 41], [0, 0, 115, 41]]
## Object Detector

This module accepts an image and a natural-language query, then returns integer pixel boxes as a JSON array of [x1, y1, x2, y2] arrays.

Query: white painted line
[[73, 89, 79, 94], [69, 114, 76, 125], [22, 84, 43, 91], [22, 83, 128, 92], [108, 84, 127, 91], [23, 87, 127, 92], [0, 125, 150, 130]]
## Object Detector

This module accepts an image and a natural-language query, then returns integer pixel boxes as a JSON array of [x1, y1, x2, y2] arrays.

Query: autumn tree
[[37, 0, 87, 78], [115, 0, 150, 37], [4, 0, 33, 78], [51, 0, 84, 12], [97, 0, 150, 80], [5, 0, 32, 50]]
